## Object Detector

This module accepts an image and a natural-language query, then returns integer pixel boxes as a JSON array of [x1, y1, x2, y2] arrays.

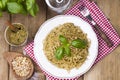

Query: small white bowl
[[4, 23, 28, 46]]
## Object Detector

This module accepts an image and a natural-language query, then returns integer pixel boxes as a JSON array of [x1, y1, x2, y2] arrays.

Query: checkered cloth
[[24, 0, 120, 80]]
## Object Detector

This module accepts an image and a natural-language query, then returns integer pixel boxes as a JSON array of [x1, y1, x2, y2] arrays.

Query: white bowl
[[34, 15, 98, 79]]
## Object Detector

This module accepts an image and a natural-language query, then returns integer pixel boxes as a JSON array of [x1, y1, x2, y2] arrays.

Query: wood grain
[[0, 12, 9, 80], [84, 46, 120, 80]]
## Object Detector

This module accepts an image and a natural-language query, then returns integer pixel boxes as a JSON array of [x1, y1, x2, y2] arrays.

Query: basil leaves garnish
[[55, 35, 87, 60]]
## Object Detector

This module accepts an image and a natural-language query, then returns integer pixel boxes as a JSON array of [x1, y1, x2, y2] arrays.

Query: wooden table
[[0, 0, 120, 80]]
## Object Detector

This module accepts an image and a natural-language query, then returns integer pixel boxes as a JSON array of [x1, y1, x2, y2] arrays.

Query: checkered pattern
[[24, 0, 120, 80]]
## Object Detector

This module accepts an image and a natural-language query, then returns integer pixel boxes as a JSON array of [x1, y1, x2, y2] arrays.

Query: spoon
[[6, 21, 19, 32]]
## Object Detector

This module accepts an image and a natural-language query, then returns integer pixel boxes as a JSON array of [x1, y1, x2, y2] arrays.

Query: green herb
[[55, 35, 88, 60], [55, 46, 64, 60], [17, 0, 23, 3], [0, 1, 3, 9], [26, 0, 35, 11], [0, 0, 39, 16], [55, 35, 71, 60], [1, 0, 8, 9], [7, 2, 26, 14], [59, 35, 68, 44], [9, 0, 17, 2], [71, 39, 87, 48], [64, 44, 71, 56], [28, 3, 39, 16], [0, 2, 2, 16]]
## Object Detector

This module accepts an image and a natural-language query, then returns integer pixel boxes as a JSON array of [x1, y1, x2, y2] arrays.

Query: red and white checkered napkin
[[24, 0, 120, 80]]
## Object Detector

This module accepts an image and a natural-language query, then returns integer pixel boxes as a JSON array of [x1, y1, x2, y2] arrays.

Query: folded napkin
[[24, 0, 120, 80]]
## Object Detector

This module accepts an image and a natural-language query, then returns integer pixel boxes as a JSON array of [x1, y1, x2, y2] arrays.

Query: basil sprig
[[7, 2, 26, 14], [55, 46, 64, 60], [55, 35, 71, 60], [55, 35, 87, 60], [0, 0, 39, 17]]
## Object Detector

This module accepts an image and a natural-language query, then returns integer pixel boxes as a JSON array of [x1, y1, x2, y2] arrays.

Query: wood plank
[[84, 46, 120, 80], [9, 0, 47, 80], [0, 12, 10, 80], [78, 76, 84, 80], [84, 0, 120, 80]]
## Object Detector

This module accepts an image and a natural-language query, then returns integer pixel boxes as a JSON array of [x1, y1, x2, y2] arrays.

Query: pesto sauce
[[7, 24, 27, 45]]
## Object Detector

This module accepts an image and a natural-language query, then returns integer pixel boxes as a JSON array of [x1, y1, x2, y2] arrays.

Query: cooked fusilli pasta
[[43, 23, 90, 71]]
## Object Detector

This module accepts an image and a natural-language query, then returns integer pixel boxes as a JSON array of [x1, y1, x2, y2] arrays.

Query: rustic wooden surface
[[0, 0, 120, 80]]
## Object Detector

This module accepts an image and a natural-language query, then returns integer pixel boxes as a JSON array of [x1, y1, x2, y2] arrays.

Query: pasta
[[43, 23, 90, 71]]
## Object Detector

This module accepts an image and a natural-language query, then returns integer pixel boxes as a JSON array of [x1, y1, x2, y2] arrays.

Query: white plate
[[34, 15, 98, 79]]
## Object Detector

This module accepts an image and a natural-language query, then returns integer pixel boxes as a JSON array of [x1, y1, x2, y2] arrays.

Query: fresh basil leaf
[[29, 3, 39, 16], [26, 0, 35, 11], [64, 44, 71, 56], [9, 0, 18, 2], [33, 3, 39, 14], [17, 0, 24, 3], [0, 1, 3, 9], [59, 35, 68, 44], [1, 0, 8, 9], [71, 39, 87, 48], [0, 4, 2, 16], [55, 46, 64, 60], [7, 2, 26, 14]]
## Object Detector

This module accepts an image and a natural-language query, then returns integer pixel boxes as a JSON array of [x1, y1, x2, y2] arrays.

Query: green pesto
[[6, 24, 27, 45]]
